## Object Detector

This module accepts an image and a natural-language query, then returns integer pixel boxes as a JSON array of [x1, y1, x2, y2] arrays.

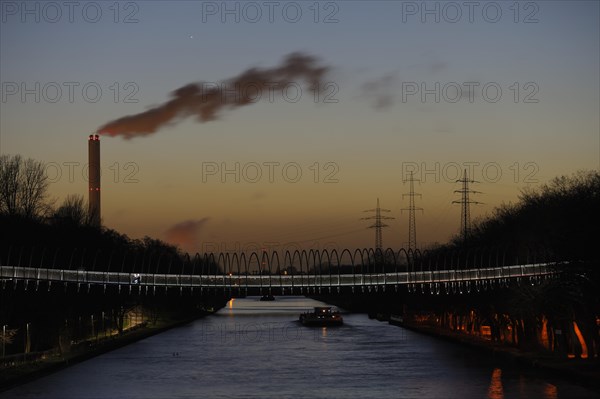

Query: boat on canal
[[299, 306, 343, 326]]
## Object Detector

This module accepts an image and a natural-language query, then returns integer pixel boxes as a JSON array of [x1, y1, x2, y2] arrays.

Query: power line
[[452, 169, 483, 244], [401, 171, 423, 251], [361, 198, 394, 250], [292, 228, 367, 245]]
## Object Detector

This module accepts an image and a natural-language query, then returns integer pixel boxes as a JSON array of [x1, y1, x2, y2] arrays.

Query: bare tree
[[0, 154, 21, 215], [54, 194, 90, 225], [20, 158, 50, 217], [0, 154, 50, 218]]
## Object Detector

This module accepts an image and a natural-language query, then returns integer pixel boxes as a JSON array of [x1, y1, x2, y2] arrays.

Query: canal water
[[1, 297, 597, 399]]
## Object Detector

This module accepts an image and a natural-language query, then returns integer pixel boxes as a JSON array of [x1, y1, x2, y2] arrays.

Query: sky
[[1, 0, 599, 253]]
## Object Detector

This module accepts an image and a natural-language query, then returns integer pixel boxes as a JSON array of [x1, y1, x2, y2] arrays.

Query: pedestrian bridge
[[0, 262, 558, 296]]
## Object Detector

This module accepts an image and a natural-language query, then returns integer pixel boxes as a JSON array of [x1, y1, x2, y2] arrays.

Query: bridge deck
[[0, 263, 555, 289]]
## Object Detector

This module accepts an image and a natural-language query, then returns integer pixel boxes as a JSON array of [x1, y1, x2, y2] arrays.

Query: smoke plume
[[98, 53, 328, 138], [164, 218, 210, 253]]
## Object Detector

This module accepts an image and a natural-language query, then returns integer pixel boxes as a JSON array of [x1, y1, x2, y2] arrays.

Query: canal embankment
[[395, 321, 600, 392], [310, 292, 600, 393], [0, 299, 227, 393]]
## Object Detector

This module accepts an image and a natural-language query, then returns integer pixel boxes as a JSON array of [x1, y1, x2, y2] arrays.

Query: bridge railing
[[0, 262, 558, 289], [2, 245, 561, 276]]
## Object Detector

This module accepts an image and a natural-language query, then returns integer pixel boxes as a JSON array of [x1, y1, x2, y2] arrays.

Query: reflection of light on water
[[487, 368, 504, 399], [517, 374, 526, 397], [544, 383, 558, 399], [540, 316, 550, 349], [228, 298, 235, 309], [572, 321, 589, 359], [321, 327, 327, 338]]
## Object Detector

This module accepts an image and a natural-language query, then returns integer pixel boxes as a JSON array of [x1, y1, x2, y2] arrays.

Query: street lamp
[[91, 314, 95, 341], [24, 322, 30, 362], [2, 324, 6, 361], [101, 311, 106, 339]]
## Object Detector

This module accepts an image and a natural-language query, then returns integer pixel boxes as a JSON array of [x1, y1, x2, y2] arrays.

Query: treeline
[[0, 154, 218, 274], [422, 170, 600, 357], [427, 170, 600, 262]]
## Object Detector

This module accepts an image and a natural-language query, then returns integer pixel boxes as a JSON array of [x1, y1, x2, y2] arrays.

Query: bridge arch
[[247, 251, 261, 292], [358, 248, 366, 287], [239, 252, 249, 292], [291, 250, 304, 291], [283, 250, 294, 292], [321, 249, 333, 292], [262, 250, 273, 294], [331, 248, 345, 290]]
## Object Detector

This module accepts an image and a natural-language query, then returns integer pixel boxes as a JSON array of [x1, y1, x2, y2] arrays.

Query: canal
[[1, 297, 597, 398]]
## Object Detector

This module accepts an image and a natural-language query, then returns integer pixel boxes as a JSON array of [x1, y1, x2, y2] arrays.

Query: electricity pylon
[[452, 169, 482, 244], [402, 171, 423, 251], [362, 198, 394, 251]]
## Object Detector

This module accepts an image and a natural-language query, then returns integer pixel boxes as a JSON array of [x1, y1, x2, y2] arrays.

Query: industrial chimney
[[88, 134, 101, 226]]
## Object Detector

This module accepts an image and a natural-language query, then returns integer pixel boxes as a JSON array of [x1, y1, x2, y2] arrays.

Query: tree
[[0, 154, 20, 215], [53, 194, 90, 226], [0, 154, 50, 218]]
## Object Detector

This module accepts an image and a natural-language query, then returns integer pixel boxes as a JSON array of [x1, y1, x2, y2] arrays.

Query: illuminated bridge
[[0, 248, 565, 368], [1, 248, 560, 296]]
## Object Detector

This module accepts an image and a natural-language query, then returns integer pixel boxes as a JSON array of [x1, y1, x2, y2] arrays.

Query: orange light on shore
[[540, 316, 549, 350]]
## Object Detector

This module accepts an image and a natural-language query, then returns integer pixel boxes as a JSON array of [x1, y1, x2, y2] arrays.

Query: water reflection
[[544, 383, 558, 399], [1, 297, 597, 399], [489, 369, 561, 399], [487, 368, 504, 399]]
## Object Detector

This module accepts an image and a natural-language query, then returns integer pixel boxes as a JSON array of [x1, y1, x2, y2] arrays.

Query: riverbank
[[0, 311, 213, 393], [396, 321, 600, 392]]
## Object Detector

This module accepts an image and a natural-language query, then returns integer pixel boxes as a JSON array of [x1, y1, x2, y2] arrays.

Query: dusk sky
[[1, 1, 598, 253]]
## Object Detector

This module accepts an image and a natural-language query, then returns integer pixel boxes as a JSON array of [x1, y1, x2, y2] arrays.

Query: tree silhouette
[[0, 154, 50, 218]]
